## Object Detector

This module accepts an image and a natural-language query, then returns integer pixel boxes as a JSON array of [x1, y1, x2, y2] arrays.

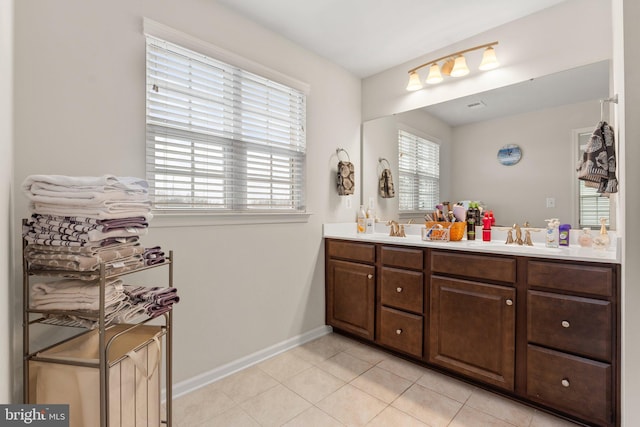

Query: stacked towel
[[31, 278, 126, 311], [21, 175, 152, 275], [22, 175, 152, 219], [123, 285, 180, 318], [25, 241, 145, 276], [143, 246, 166, 266], [22, 175, 180, 328]]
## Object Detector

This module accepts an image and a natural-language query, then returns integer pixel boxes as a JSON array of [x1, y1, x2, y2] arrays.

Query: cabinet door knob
[[367, 274, 373, 279], [506, 299, 513, 306], [396, 329, 403, 335], [561, 378, 570, 388], [561, 320, 570, 328], [396, 287, 403, 293]]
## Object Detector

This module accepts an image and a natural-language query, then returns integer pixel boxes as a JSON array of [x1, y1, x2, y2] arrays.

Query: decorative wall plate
[[497, 144, 522, 166]]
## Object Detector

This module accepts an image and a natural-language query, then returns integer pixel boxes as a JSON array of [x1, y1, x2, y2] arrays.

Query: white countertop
[[323, 223, 620, 264]]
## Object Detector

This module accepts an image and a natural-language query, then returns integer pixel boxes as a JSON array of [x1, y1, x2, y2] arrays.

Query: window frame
[[397, 127, 441, 215], [144, 18, 311, 226]]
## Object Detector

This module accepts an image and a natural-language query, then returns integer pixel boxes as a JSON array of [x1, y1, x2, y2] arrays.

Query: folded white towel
[[32, 293, 126, 312], [22, 175, 148, 194], [31, 279, 125, 311], [29, 203, 152, 220]]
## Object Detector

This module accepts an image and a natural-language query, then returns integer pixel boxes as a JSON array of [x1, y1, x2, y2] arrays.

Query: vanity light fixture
[[406, 41, 499, 91]]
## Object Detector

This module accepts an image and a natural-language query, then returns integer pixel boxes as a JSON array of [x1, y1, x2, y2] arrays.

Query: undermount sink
[[465, 241, 564, 253]]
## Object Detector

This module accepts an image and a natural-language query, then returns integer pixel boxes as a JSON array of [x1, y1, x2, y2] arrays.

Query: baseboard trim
[[162, 325, 332, 401]]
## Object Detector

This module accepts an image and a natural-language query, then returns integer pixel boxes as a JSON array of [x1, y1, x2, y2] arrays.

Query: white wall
[[615, 0, 640, 424], [362, 0, 611, 121], [0, 0, 13, 403], [451, 100, 600, 227], [12, 0, 361, 395]]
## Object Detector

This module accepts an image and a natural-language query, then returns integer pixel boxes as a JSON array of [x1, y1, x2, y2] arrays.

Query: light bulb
[[479, 46, 499, 71], [425, 63, 443, 84], [406, 71, 423, 91], [450, 55, 470, 77]]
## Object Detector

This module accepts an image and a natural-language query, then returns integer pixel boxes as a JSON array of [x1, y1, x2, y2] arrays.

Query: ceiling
[[215, 0, 567, 78], [214, 0, 609, 126]]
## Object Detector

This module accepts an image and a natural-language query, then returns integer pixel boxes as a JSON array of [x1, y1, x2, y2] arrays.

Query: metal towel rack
[[600, 95, 618, 121]]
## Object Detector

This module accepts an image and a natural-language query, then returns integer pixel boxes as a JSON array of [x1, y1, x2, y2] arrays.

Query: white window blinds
[[398, 130, 440, 212], [145, 36, 306, 212]]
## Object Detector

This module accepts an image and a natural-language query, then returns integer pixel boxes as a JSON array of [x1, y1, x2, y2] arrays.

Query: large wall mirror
[[362, 60, 613, 229]]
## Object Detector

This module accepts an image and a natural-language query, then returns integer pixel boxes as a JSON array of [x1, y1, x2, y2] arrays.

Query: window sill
[[149, 211, 312, 228], [399, 212, 426, 220]]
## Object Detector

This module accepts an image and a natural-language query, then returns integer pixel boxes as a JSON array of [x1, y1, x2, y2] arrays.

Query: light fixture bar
[[407, 41, 499, 74]]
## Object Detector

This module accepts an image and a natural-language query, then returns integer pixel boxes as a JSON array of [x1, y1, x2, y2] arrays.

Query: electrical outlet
[[345, 197, 352, 209], [546, 197, 555, 208], [368, 197, 375, 209]]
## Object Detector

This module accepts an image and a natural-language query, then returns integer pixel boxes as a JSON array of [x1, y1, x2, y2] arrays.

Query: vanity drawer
[[528, 290, 612, 361], [327, 240, 375, 264], [527, 260, 613, 297], [527, 345, 612, 425], [431, 251, 516, 284], [380, 245, 423, 270], [381, 267, 423, 313], [378, 306, 423, 358]]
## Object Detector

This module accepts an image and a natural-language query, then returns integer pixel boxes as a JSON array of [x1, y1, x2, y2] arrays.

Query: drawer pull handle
[[396, 287, 403, 293], [396, 329, 403, 335], [561, 320, 570, 328], [561, 379, 570, 388], [367, 274, 373, 279], [506, 299, 513, 306]]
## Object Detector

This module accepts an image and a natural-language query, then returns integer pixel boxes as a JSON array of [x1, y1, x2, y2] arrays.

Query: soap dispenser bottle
[[545, 218, 560, 248], [357, 205, 366, 234], [365, 206, 375, 234]]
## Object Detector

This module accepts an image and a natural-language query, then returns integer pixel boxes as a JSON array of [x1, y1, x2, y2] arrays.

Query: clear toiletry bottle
[[578, 228, 593, 247], [545, 218, 560, 248], [357, 205, 366, 234], [365, 206, 375, 234], [593, 217, 611, 250]]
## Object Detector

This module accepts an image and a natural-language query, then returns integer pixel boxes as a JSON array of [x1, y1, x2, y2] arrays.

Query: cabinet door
[[429, 276, 516, 390], [326, 259, 375, 340]]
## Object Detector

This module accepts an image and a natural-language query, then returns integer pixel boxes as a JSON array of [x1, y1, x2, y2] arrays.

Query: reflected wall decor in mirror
[[362, 60, 614, 229]]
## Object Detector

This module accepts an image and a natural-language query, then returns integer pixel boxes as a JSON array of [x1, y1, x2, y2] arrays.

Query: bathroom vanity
[[324, 224, 620, 427]]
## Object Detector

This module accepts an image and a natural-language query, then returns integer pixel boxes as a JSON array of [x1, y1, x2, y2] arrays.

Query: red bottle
[[482, 213, 492, 242]]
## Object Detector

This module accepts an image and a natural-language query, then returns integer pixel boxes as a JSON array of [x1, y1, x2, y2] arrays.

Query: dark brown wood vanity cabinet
[[324, 238, 620, 426], [376, 245, 424, 358], [325, 239, 376, 340], [429, 251, 517, 391], [526, 260, 619, 426]]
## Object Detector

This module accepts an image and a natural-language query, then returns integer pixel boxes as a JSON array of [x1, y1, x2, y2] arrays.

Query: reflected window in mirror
[[398, 129, 440, 213], [576, 129, 611, 228]]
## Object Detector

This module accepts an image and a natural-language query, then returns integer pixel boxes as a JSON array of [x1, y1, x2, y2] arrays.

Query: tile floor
[[171, 333, 579, 427]]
